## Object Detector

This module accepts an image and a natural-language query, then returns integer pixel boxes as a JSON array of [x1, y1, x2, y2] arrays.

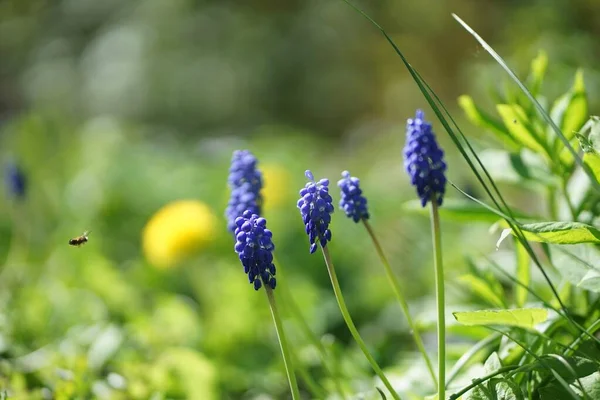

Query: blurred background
[[0, 0, 599, 398]]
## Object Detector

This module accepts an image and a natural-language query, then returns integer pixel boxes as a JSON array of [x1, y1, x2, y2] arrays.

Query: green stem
[[430, 198, 446, 400], [265, 286, 301, 400], [274, 260, 347, 399], [362, 219, 437, 387], [445, 333, 501, 387], [448, 366, 520, 400], [321, 246, 401, 400]]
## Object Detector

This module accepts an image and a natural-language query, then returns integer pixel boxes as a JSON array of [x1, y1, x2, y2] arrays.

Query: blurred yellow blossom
[[261, 163, 291, 211], [142, 200, 216, 268]]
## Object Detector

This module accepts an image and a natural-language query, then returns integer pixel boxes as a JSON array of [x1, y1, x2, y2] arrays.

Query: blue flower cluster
[[337, 171, 369, 222], [403, 110, 447, 207], [234, 210, 277, 290], [5, 163, 26, 199], [226, 150, 263, 233], [297, 170, 334, 254]]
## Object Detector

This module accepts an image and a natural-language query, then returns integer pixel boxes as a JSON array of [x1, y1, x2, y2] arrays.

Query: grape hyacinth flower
[[403, 110, 447, 207], [5, 163, 26, 199], [297, 170, 334, 254], [404, 109, 447, 399], [232, 210, 299, 398], [234, 210, 276, 290], [225, 150, 263, 233], [337, 171, 369, 222]]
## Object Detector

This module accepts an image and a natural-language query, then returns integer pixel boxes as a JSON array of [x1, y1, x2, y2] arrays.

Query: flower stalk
[[430, 197, 445, 399], [321, 246, 401, 400], [265, 286, 301, 400], [362, 218, 437, 387]]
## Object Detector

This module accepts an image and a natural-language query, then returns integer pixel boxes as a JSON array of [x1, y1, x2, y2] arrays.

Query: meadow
[[1, 1, 600, 399]]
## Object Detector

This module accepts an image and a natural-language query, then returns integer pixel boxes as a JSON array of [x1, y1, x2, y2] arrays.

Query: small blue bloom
[[297, 170, 334, 254], [225, 150, 263, 233], [5, 163, 26, 199], [234, 210, 277, 290], [403, 110, 447, 207], [337, 171, 369, 223]]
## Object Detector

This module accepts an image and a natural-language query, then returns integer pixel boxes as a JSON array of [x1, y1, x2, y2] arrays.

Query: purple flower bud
[[337, 170, 369, 223], [297, 170, 334, 253], [403, 110, 447, 207], [225, 150, 263, 233], [234, 211, 277, 291]]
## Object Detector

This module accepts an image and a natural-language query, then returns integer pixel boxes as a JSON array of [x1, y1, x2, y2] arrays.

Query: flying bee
[[69, 231, 91, 247]]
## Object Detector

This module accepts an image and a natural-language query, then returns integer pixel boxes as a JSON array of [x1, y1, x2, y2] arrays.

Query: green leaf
[[588, 115, 600, 149], [576, 371, 600, 398], [551, 245, 600, 293], [498, 221, 600, 246], [478, 149, 556, 187], [560, 70, 588, 141], [539, 371, 600, 400], [539, 355, 598, 381], [451, 14, 600, 195], [528, 50, 548, 97], [452, 308, 548, 328], [514, 240, 530, 307], [497, 104, 548, 156], [583, 151, 600, 186], [458, 95, 517, 148], [457, 274, 506, 308], [465, 353, 524, 400]]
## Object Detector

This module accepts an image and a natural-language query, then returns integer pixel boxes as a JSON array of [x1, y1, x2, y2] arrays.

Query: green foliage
[[498, 221, 600, 245], [0, 2, 599, 399], [453, 309, 548, 329]]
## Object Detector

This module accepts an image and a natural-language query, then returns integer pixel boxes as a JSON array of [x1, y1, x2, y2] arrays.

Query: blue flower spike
[[234, 210, 277, 290], [403, 110, 447, 207], [5, 163, 26, 199], [226, 150, 263, 233], [337, 171, 369, 223], [297, 170, 334, 254]]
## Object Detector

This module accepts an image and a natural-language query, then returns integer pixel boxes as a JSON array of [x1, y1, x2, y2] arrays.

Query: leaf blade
[[452, 308, 548, 328]]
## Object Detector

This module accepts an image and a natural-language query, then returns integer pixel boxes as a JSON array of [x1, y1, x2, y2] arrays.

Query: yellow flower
[[261, 163, 291, 211], [142, 200, 216, 269]]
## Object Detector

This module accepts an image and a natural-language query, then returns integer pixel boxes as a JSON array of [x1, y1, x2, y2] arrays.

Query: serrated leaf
[[458, 274, 506, 308], [497, 104, 548, 156], [453, 308, 548, 328], [499, 221, 600, 245], [458, 95, 517, 148]]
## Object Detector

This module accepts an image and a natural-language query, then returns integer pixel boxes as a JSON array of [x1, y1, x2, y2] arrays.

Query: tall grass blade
[[451, 14, 600, 194]]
